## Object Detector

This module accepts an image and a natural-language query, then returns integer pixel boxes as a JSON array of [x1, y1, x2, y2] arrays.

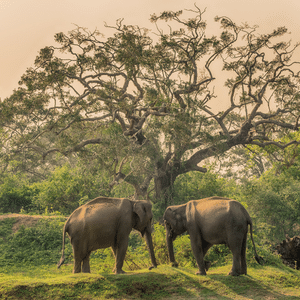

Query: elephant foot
[[228, 270, 240, 276], [204, 260, 211, 271], [171, 262, 178, 267], [112, 265, 126, 274], [115, 270, 126, 274], [148, 265, 157, 270], [196, 270, 207, 276]]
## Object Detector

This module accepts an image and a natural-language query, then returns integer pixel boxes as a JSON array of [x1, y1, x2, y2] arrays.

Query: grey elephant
[[58, 197, 157, 274], [163, 196, 263, 276]]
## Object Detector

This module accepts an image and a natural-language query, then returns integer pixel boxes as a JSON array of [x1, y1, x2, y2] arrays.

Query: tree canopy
[[1, 6, 300, 206]]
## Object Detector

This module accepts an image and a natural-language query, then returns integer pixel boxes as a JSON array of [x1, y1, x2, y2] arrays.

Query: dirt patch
[[0, 214, 66, 233]]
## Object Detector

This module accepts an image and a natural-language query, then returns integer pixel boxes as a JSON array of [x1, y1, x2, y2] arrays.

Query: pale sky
[[1, 0, 300, 100]]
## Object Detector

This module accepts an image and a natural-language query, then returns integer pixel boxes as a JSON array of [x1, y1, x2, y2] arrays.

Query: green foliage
[[241, 171, 300, 243], [32, 164, 83, 213], [151, 223, 169, 265], [32, 163, 113, 214], [89, 248, 116, 273], [0, 218, 15, 239], [173, 234, 197, 268], [0, 174, 38, 213], [173, 170, 234, 204], [0, 217, 69, 267]]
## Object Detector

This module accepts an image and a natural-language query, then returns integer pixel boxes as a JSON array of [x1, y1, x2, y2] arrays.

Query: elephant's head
[[132, 200, 157, 269], [132, 200, 153, 235], [163, 204, 187, 266]]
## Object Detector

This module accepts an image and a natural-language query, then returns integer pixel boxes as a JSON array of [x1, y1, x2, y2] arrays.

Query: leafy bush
[[0, 218, 15, 239], [173, 171, 233, 204], [173, 234, 196, 268], [0, 217, 69, 267], [0, 175, 38, 213], [32, 163, 114, 214], [151, 223, 169, 265], [241, 171, 300, 243], [90, 248, 116, 273]]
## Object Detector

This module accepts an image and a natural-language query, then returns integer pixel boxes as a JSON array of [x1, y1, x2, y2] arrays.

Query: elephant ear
[[133, 202, 146, 222]]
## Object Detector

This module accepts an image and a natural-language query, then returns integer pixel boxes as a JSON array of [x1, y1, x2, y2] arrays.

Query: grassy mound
[[0, 214, 299, 299], [0, 265, 300, 299]]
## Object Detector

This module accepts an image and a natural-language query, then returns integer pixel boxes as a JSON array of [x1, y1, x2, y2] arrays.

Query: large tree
[[1, 6, 300, 206]]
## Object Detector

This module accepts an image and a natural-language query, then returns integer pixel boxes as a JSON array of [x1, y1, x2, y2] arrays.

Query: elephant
[[57, 197, 157, 274], [163, 196, 263, 276]]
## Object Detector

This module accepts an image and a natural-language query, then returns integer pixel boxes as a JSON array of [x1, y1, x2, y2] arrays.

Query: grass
[[0, 264, 300, 299], [1, 214, 300, 299]]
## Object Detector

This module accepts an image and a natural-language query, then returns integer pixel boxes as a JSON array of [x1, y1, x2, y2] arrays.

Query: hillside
[[0, 214, 300, 299]]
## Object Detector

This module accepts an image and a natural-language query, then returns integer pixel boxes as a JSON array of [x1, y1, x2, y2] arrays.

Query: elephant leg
[[228, 236, 243, 276], [82, 252, 91, 273], [202, 241, 212, 271], [73, 249, 82, 273], [190, 230, 206, 275], [72, 240, 88, 273], [240, 232, 248, 275], [114, 236, 129, 274]]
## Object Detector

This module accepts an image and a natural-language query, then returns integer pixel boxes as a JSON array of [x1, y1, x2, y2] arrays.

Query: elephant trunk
[[145, 227, 157, 269], [166, 225, 178, 267]]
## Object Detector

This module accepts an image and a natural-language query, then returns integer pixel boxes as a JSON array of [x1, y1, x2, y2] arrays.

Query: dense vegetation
[[1, 164, 300, 244]]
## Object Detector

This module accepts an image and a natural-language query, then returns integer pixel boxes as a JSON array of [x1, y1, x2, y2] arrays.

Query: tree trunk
[[154, 175, 172, 206]]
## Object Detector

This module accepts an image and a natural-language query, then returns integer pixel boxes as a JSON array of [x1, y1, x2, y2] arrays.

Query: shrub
[[0, 175, 38, 213], [241, 171, 300, 243], [173, 171, 231, 205], [32, 163, 114, 214], [173, 234, 197, 268], [151, 223, 169, 265], [0, 217, 69, 267]]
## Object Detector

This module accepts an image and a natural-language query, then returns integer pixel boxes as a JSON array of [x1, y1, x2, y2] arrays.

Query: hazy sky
[[1, 0, 300, 100]]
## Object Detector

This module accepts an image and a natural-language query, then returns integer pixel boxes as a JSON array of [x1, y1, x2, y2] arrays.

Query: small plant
[[174, 234, 197, 268], [151, 223, 169, 265]]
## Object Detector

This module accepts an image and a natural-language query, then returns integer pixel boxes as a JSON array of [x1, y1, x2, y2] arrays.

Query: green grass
[[1, 215, 300, 299], [0, 264, 299, 299]]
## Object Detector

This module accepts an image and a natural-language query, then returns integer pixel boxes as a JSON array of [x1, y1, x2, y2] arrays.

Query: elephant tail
[[248, 219, 264, 265], [57, 221, 68, 269]]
